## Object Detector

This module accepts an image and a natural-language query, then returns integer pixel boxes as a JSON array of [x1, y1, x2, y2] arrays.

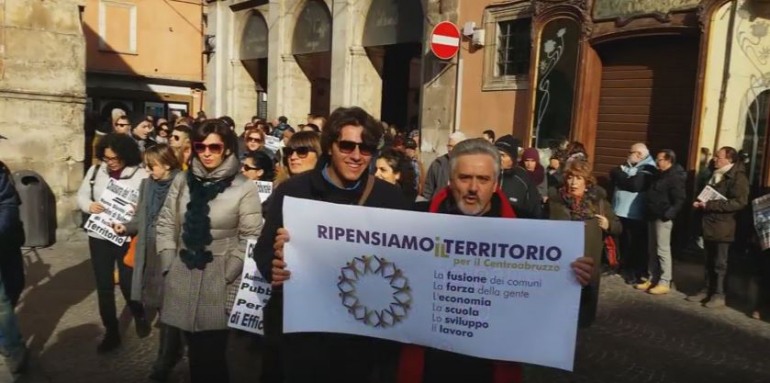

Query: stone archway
[[240, 11, 269, 120], [291, 0, 332, 117], [361, 0, 425, 132]]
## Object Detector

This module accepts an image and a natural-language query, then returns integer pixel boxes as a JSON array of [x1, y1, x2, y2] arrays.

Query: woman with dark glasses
[[155, 119, 171, 144], [242, 150, 275, 182], [156, 119, 263, 383], [241, 127, 270, 160], [274, 131, 321, 187]]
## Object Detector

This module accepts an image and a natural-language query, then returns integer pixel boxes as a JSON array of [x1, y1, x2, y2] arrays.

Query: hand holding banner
[[282, 197, 584, 371]]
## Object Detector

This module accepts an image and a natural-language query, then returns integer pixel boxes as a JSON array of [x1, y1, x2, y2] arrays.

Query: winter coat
[[123, 177, 173, 308], [0, 162, 25, 306], [156, 155, 263, 332], [610, 155, 656, 220], [77, 164, 148, 239], [701, 164, 750, 243], [422, 154, 450, 201], [499, 166, 543, 219], [646, 164, 687, 221], [548, 186, 621, 327]]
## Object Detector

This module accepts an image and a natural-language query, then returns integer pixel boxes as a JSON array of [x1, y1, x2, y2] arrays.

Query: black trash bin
[[12, 170, 56, 248]]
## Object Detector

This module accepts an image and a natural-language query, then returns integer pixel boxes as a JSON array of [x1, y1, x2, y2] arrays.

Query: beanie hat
[[521, 148, 539, 163], [494, 134, 520, 159], [405, 139, 418, 150]]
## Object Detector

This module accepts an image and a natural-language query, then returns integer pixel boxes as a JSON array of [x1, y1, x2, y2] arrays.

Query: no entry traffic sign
[[430, 21, 461, 60]]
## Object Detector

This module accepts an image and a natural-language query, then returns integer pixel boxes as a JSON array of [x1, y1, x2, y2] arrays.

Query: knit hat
[[494, 134, 520, 159], [520, 148, 539, 162], [405, 139, 418, 150]]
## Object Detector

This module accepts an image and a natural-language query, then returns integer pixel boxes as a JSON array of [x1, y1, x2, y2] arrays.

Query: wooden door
[[593, 35, 699, 187]]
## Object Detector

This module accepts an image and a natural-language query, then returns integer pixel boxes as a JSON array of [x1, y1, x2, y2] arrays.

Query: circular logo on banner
[[337, 255, 412, 328]]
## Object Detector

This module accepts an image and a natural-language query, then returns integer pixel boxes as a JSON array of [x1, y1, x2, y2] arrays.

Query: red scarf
[[398, 187, 522, 383]]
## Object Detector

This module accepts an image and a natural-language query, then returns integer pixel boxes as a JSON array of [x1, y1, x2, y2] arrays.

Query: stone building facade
[[206, 0, 461, 162], [0, 0, 87, 231]]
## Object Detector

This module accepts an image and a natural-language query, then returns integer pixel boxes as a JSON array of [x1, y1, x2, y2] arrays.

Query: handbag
[[123, 236, 138, 267]]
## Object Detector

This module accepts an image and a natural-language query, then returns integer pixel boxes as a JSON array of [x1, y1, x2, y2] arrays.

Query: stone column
[[267, 0, 312, 125], [348, 46, 383, 117], [419, 0, 459, 164]]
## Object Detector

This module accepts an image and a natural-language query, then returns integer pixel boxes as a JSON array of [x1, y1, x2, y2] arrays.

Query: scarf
[[560, 186, 599, 221], [179, 155, 239, 270], [709, 163, 733, 185], [145, 170, 179, 230]]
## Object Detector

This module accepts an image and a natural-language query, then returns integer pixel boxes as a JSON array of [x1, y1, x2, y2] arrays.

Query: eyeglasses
[[247, 137, 262, 144], [242, 163, 260, 172], [103, 155, 120, 163], [193, 142, 225, 154], [336, 140, 376, 157], [115, 123, 131, 128], [284, 146, 315, 158]]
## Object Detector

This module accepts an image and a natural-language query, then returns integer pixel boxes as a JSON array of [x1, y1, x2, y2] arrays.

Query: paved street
[[4, 233, 770, 383]]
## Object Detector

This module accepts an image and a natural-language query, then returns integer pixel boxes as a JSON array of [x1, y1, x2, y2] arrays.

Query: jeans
[[620, 217, 649, 279], [648, 219, 674, 285], [704, 241, 730, 295], [0, 270, 24, 356], [88, 237, 145, 330], [184, 329, 229, 383]]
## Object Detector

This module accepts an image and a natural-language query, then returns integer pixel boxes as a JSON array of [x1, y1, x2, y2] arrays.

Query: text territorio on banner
[[282, 197, 586, 371]]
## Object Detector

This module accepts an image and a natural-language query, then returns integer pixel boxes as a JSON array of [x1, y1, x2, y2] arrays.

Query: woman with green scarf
[[155, 120, 263, 383]]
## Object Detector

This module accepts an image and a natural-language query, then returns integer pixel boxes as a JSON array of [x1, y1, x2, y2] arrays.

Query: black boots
[[97, 327, 121, 353], [149, 324, 184, 382], [135, 316, 152, 339]]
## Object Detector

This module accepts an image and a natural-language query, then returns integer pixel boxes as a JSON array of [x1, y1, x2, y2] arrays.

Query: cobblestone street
[[4, 235, 770, 383]]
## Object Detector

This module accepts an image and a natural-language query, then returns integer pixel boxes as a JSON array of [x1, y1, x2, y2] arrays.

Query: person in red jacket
[[399, 138, 595, 383]]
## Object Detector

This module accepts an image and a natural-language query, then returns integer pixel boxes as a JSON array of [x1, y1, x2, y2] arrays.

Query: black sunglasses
[[284, 146, 315, 158], [242, 163, 260, 172], [337, 140, 376, 156]]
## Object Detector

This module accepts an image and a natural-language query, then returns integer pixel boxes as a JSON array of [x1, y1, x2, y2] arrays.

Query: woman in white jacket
[[77, 133, 149, 353]]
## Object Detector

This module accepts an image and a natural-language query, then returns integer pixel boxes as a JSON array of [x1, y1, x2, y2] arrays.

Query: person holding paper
[[254, 106, 410, 383], [397, 139, 596, 383], [155, 119, 263, 383], [76, 133, 149, 353], [688, 146, 749, 308], [112, 144, 183, 381]]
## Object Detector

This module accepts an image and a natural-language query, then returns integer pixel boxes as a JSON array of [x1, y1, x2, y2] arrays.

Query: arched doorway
[[292, 0, 332, 117], [362, 0, 423, 132], [240, 11, 269, 120]]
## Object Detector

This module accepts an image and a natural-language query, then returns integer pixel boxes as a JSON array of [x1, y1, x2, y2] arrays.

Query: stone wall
[[0, 0, 87, 233]]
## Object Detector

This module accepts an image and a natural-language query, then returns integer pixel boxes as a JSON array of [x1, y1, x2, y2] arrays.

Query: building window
[[98, 0, 138, 54], [483, 2, 532, 91], [496, 19, 531, 77]]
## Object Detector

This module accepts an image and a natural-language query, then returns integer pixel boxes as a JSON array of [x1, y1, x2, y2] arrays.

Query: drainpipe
[[713, 0, 738, 152]]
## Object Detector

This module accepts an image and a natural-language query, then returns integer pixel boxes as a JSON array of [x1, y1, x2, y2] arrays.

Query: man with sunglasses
[[253, 106, 410, 383], [113, 116, 132, 135]]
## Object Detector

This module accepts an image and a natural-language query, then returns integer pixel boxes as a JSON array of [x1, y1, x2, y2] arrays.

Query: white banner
[[84, 178, 140, 246], [283, 197, 585, 371], [264, 136, 281, 153], [229, 240, 272, 334], [256, 181, 273, 203]]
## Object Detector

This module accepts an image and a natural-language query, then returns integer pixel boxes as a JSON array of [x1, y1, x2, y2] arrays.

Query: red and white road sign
[[430, 21, 461, 60]]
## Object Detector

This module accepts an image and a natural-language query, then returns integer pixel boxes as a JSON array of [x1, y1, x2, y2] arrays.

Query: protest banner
[[753, 194, 770, 250], [264, 136, 281, 152], [229, 240, 272, 334], [84, 178, 140, 246], [256, 181, 273, 203], [282, 197, 585, 371]]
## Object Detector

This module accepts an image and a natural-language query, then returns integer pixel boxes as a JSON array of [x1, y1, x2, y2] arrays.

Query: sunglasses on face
[[337, 140, 376, 156], [284, 146, 315, 159], [242, 163, 260, 172], [115, 123, 131, 128], [193, 142, 225, 155], [247, 137, 262, 144]]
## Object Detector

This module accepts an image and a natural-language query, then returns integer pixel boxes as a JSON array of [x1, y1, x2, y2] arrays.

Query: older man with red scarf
[[397, 139, 595, 383]]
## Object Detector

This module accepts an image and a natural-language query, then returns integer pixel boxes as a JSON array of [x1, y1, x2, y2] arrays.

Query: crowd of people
[[0, 102, 769, 382]]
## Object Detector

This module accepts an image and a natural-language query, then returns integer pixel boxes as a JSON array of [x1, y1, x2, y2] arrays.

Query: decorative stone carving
[[534, 0, 589, 16]]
